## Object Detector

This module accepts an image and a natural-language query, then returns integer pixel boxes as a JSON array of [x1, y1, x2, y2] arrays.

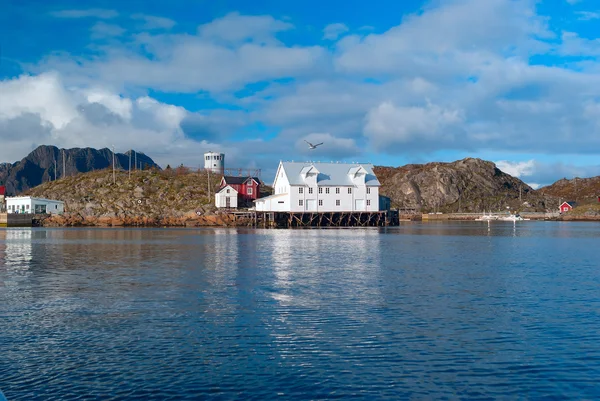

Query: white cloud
[[198, 12, 293, 45], [364, 101, 464, 151], [495, 160, 536, 177], [131, 14, 176, 30], [50, 9, 118, 19], [323, 23, 349, 40], [575, 11, 600, 21], [0, 73, 248, 167], [37, 13, 325, 92], [90, 22, 126, 39]]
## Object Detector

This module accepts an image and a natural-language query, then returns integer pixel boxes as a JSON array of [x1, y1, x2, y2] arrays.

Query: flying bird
[[304, 140, 323, 150]]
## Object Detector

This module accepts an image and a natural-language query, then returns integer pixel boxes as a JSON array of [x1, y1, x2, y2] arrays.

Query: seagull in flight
[[304, 140, 323, 150]]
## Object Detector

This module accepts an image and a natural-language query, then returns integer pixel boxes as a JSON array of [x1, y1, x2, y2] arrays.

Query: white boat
[[475, 212, 497, 221], [497, 214, 530, 222]]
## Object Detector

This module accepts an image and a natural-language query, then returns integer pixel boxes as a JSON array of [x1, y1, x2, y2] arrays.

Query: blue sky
[[2, 0, 600, 186]]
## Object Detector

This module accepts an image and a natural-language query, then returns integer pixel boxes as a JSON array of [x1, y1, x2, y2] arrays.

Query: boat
[[497, 213, 530, 222], [475, 212, 498, 221]]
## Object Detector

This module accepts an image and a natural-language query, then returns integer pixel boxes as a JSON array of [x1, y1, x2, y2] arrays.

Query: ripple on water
[[1, 225, 600, 399]]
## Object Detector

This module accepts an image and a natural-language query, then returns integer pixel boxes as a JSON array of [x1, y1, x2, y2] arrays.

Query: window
[[336, 188, 340, 194], [318, 187, 322, 194], [367, 200, 371, 206], [247, 187, 253, 195], [308, 187, 313, 194], [26, 205, 30, 210], [299, 199, 304, 206], [299, 187, 304, 194], [336, 200, 340, 206], [367, 188, 371, 194], [348, 188, 352, 194], [326, 188, 330, 194], [318, 199, 323, 206], [226, 189, 230, 193]]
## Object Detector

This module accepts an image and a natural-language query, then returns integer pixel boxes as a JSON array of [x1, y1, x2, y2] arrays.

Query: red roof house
[[559, 201, 576, 213], [219, 176, 261, 207]]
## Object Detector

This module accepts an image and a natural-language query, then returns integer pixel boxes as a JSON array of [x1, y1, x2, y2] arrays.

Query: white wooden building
[[6, 196, 65, 215], [215, 185, 238, 209], [254, 161, 382, 212]]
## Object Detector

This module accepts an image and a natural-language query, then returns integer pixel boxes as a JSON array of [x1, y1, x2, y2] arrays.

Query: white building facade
[[6, 197, 65, 215], [215, 185, 238, 209], [255, 162, 381, 212], [204, 151, 225, 174]]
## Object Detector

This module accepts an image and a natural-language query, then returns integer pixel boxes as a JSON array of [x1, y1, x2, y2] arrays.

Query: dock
[[0, 213, 34, 227], [239, 211, 399, 228]]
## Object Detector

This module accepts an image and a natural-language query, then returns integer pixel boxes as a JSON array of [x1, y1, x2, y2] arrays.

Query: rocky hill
[[538, 177, 600, 204], [24, 167, 253, 227], [374, 158, 557, 213], [0, 145, 158, 195]]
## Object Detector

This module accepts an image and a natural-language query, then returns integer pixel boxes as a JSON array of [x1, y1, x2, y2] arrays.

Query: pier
[[0, 213, 34, 227], [238, 210, 399, 228]]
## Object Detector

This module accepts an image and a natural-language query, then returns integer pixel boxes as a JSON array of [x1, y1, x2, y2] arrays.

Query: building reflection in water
[[0, 229, 34, 269]]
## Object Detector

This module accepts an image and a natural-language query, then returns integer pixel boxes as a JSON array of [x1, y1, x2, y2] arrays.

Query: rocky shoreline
[[35, 211, 255, 228]]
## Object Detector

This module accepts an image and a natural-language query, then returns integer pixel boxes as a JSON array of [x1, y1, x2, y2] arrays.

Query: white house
[[255, 161, 382, 212], [6, 197, 65, 215], [215, 185, 238, 209]]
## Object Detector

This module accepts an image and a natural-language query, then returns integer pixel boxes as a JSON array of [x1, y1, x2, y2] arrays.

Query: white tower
[[204, 151, 225, 174]]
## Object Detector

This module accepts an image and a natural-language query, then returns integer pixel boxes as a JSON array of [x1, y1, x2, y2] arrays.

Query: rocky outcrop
[[538, 176, 600, 203], [375, 158, 556, 213], [25, 168, 253, 227], [0, 145, 158, 195]]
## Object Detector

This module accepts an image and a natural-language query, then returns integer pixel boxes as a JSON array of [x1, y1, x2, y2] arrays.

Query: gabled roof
[[560, 201, 577, 207], [217, 185, 238, 194], [280, 162, 380, 186], [222, 176, 261, 185]]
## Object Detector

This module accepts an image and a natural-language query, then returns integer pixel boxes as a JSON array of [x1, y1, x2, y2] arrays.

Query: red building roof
[[0, 186, 5, 196]]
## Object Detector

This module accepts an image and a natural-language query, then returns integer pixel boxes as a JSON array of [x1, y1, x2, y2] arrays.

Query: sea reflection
[[0, 229, 34, 268], [3, 225, 600, 400]]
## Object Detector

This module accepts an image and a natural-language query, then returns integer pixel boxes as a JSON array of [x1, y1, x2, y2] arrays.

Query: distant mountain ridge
[[0, 145, 159, 195]]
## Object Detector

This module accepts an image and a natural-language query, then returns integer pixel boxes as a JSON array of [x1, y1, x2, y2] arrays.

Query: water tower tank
[[204, 151, 225, 173]]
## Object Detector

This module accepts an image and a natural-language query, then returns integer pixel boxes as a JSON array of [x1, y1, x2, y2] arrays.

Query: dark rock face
[[375, 158, 555, 213], [0, 145, 159, 195]]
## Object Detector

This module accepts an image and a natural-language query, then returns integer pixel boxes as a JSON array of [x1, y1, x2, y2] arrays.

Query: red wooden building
[[559, 201, 576, 213], [219, 176, 261, 206], [0, 185, 5, 212]]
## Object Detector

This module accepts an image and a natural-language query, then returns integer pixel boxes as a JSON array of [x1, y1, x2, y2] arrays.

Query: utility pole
[[53, 158, 57, 181], [207, 168, 211, 198], [129, 149, 131, 179], [519, 185, 522, 203], [134, 150, 137, 171], [62, 149, 66, 179], [112, 145, 116, 184]]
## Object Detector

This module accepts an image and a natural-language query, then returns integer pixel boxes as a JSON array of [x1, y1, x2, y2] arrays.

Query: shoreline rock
[[36, 212, 254, 228]]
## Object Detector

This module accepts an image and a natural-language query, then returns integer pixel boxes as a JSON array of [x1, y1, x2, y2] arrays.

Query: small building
[[219, 176, 261, 207], [0, 185, 5, 212], [254, 161, 381, 213], [204, 151, 225, 174], [215, 185, 238, 209], [559, 201, 576, 213], [6, 196, 65, 215]]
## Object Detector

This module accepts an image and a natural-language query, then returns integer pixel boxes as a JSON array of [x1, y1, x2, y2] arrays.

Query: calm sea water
[[1, 222, 599, 400]]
